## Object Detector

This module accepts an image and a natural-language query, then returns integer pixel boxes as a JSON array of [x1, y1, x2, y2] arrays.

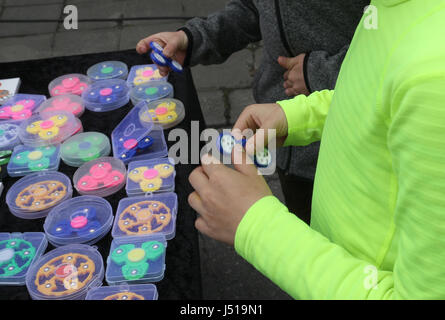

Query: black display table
[[0, 50, 204, 300]]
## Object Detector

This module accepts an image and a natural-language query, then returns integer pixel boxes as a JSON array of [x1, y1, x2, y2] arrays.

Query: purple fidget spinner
[[50, 207, 101, 238]]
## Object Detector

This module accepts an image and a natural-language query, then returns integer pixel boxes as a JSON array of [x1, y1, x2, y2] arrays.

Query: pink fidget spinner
[[0, 99, 35, 120], [50, 75, 90, 97], [77, 162, 125, 192], [38, 95, 84, 117]]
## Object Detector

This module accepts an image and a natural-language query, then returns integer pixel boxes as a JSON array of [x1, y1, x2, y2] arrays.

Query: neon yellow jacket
[[234, 0, 445, 299]]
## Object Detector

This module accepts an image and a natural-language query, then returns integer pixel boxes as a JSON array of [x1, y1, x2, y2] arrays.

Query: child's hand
[[188, 147, 272, 245], [136, 31, 189, 76], [232, 103, 288, 156], [278, 54, 310, 97]]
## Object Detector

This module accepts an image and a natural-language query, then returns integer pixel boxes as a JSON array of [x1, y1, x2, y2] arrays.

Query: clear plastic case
[[0, 94, 46, 122], [61, 132, 111, 167], [127, 64, 168, 87], [129, 81, 173, 105], [138, 98, 185, 129], [48, 74, 92, 97], [85, 283, 158, 300], [7, 144, 61, 177], [36, 94, 85, 118], [87, 61, 128, 81], [0, 120, 21, 151], [82, 79, 130, 112]]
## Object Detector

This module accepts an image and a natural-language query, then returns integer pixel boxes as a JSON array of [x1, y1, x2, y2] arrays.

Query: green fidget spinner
[[0, 239, 36, 277], [0, 150, 12, 166], [11, 146, 57, 171], [110, 241, 165, 281], [61, 134, 107, 162]]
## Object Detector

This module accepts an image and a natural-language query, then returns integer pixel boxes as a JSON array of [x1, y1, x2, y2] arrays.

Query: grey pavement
[[0, 0, 291, 300]]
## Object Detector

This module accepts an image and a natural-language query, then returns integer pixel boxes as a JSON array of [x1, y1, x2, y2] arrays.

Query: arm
[[235, 77, 445, 299], [180, 0, 261, 67]]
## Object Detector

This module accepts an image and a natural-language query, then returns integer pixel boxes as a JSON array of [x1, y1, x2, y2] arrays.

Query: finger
[[158, 66, 170, 77], [285, 88, 297, 97], [283, 80, 292, 89], [189, 166, 209, 193], [195, 216, 213, 238], [245, 124, 271, 155], [232, 144, 257, 176], [201, 153, 225, 178], [283, 70, 289, 81], [277, 56, 292, 69], [136, 35, 162, 54], [162, 37, 181, 58], [188, 191, 207, 215], [232, 106, 260, 133]]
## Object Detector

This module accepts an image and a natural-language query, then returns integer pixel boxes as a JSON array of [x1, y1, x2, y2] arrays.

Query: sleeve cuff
[[276, 96, 308, 147], [303, 52, 312, 94], [177, 27, 194, 68]]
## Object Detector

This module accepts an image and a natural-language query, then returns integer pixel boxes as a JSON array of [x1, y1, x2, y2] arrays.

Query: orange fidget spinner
[[118, 200, 172, 235], [15, 180, 67, 212], [35, 253, 96, 297], [104, 292, 145, 300]]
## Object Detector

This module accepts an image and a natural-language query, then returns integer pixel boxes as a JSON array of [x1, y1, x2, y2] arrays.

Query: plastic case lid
[[87, 61, 128, 81], [127, 64, 168, 87], [6, 171, 73, 219], [105, 235, 167, 285], [112, 193, 178, 240], [0, 120, 21, 151], [36, 94, 85, 118], [82, 79, 130, 112], [85, 283, 158, 300], [130, 81, 173, 105], [26, 244, 104, 300], [44, 196, 113, 247], [126, 157, 175, 196], [138, 98, 185, 129], [61, 132, 111, 167], [0, 232, 48, 286], [18, 110, 83, 147], [0, 94, 46, 122], [7, 144, 61, 177], [73, 156, 127, 197], [48, 74, 92, 97]]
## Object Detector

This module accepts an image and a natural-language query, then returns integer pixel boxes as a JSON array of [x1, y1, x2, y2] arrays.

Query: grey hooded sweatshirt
[[180, 0, 369, 179]]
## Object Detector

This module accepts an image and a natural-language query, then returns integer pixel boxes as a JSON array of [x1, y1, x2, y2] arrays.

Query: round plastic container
[[44, 196, 113, 247], [0, 232, 48, 286], [130, 81, 173, 105], [18, 110, 83, 147], [26, 244, 104, 300], [138, 98, 185, 129], [112, 193, 178, 240], [0, 94, 46, 122], [126, 158, 175, 197], [6, 171, 73, 219], [0, 121, 21, 151], [82, 79, 130, 112], [85, 283, 158, 300], [36, 94, 85, 118], [126, 64, 168, 87], [105, 236, 166, 286], [7, 144, 61, 177], [73, 156, 126, 197], [87, 61, 128, 81], [61, 132, 111, 167], [48, 74, 92, 97]]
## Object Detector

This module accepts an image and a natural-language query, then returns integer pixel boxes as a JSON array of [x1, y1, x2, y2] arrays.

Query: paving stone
[[0, 33, 53, 62], [4, 0, 63, 5], [197, 89, 227, 127], [0, 3, 62, 37], [119, 22, 184, 50], [228, 88, 256, 125]]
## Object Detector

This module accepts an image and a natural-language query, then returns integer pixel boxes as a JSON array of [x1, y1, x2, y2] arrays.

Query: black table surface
[[0, 50, 204, 300]]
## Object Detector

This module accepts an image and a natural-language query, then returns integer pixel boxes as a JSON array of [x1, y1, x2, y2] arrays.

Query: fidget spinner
[[0, 150, 12, 167], [49, 74, 90, 96], [34, 253, 96, 297], [15, 180, 67, 212], [118, 200, 172, 235], [61, 132, 110, 163], [25, 113, 80, 141], [76, 161, 125, 193], [9, 145, 59, 173], [0, 122, 20, 150], [128, 163, 175, 193], [110, 241, 165, 281], [140, 100, 178, 124], [104, 292, 144, 300], [49, 206, 102, 239], [131, 65, 166, 86], [82, 79, 130, 112], [37, 95, 84, 117], [0, 95, 45, 121], [118, 135, 154, 161], [130, 81, 173, 105], [0, 239, 36, 278], [87, 61, 128, 81], [149, 42, 183, 73]]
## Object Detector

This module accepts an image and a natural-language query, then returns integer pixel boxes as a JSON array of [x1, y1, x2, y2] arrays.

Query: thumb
[[277, 56, 295, 69], [232, 144, 257, 176], [162, 38, 181, 58], [245, 122, 274, 156]]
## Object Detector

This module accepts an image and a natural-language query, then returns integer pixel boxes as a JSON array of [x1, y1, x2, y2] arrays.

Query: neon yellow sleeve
[[276, 90, 334, 147]]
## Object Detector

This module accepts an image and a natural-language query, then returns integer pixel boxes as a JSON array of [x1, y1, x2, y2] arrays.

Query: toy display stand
[[112, 192, 178, 240], [48, 74, 91, 97], [7, 144, 61, 177], [138, 98, 185, 129], [87, 61, 128, 81], [127, 64, 168, 87], [85, 283, 158, 300], [0, 232, 48, 286], [73, 156, 126, 197], [105, 235, 166, 286], [44, 196, 113, 247], [25, 244, 104, 300], [111, 104, 167, 164], [0, 120, 21, 151], [126, 157, 175, 197], [129, 81, 173, 105], [82, 79, 130, 112], [18, 110, 82, 147], [0, 94, 46, 122], [61, 132, 111, 167], [6, 171, 73, 219], [36, 94, 85, 118]]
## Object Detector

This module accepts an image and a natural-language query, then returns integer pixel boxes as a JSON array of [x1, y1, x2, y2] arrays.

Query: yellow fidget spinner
[[26, 114, 68, 140], [128, 163, 174, 192], [140, 101, 177, 124], [133, 66, 163, 86]]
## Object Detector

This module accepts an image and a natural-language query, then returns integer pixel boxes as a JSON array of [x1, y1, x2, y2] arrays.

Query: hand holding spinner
[[149, 42, 183, 73], [49, 74, 91, 96]]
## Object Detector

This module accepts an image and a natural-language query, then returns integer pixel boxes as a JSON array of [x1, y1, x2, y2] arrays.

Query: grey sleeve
[[304, 44, 350, 93], [181, 0, 261, 67]]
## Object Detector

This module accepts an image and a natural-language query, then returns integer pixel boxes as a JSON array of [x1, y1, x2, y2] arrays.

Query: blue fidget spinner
[[50, 206, 102, 238], [0, 122, 21, 151], [149, 42, 183, 73], [87, 61, 128, 81], [117, 135, 154, 162], [82, 79, 130, 112]]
